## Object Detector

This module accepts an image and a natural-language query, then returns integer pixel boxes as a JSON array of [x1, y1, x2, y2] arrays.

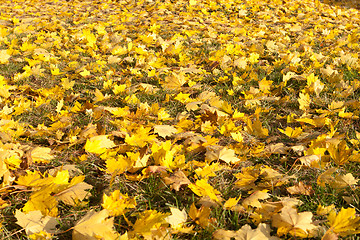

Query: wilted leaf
[[164, 170, 191, 191], [287, 181, 314, 195]]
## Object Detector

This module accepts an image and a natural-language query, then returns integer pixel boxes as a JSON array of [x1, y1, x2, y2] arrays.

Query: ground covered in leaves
[[0, 0, 359, 239]]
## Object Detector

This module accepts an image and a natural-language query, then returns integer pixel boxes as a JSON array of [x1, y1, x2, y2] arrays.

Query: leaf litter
[[0, 0, 360, 239]]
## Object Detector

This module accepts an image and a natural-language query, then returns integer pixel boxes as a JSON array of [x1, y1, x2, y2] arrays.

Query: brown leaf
[[164, 170, 191, 191], [287, 181, 314, 195]]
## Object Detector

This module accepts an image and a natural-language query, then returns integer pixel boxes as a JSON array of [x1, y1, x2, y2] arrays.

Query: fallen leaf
[[154, 125, 177, 138], [55, 181, 92, 206], [164, 170, 191, 191], [287, 181, 314, 195], [15, 210, 57, 236], [72, 210, 119, 240], [242, 190, 270, 209], [272, 206, 317, 238], [30, 147, 54, 164], [213, 223, 279, 240], [328, 207, 360, 236], [189, 203, 213, 228], [84, 135, 116, 154]]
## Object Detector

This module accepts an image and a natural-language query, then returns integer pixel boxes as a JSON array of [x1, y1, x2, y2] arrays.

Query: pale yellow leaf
[[72, 210, 119, 240], [15, 210, 57, 235], [30, 147, 54, 164]]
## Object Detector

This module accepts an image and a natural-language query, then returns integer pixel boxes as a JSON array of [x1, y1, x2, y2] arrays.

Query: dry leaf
[[164, 170, 191, 191], [242, 190, 270, 209], [213, 223, 279, 240], [272, 206, 317, 238], [30, 147, 54, 164], [287, 181, 314, 195], [154, 125, 177, 138], [72, 210, 119, 240], [15, 210, 57, 236], [55, 181, 92, 206]]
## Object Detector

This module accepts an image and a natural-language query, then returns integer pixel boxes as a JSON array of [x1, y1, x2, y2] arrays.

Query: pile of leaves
[[0, 0, 359, 239]]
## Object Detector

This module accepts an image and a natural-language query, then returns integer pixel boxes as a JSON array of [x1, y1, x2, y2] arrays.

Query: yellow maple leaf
[[298, 92, 311, 111], [287, 181, 314, 196], [278, 127, 303, 138], [82, 28, 97, 48], [50, 67, 63, 76], [245, 118, 268, 138], [84, 135, 116, 154], [259, 78, 273, 94], [218, 147, 241, 164], [316, 204, 335, 216], [125, 126, 156, 148], [201, 121, 217, 134], [327, 140, 352, 165], [248, 53, 260, 64], [230, 132, 244, 142], [22, 191, 58, 217], [234, 167, 258, 190], [127, 152, 150, 172], [105, 155, 132, 175], [165, 207, 192, 232], [73, 210, 119, 240], [52, 170, 70, 185], [30, 147, 54, 164], [61, 77, 75, 90], [327, 207, 360, 236], [154, 125, 177, 138], [189, 203, 213, 228], [213, 223, 279, 240], [188, 179, 220, 202], [55, 180, 93, 206], [317, 168, 358, 189], [205, 146, 241, 164], [131, 210, 169, 237], [189, 0, 197, 6], [112, 84, 126, 94], [15, 210, 57, 236], [272, 206, 317, 238], [79, 69, 90, 77], [102, 190, 136, 216], [223, 195, 241, 210], [16, 170, 44, 188], [163, 72, 187, 90], [195, 162, 223, 180], [0, 49, 11, 64], [242, 190, 270, 209], [108, 55, 121, 64], [94, 88, 105, 102], [56, 99, 64, 114]]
